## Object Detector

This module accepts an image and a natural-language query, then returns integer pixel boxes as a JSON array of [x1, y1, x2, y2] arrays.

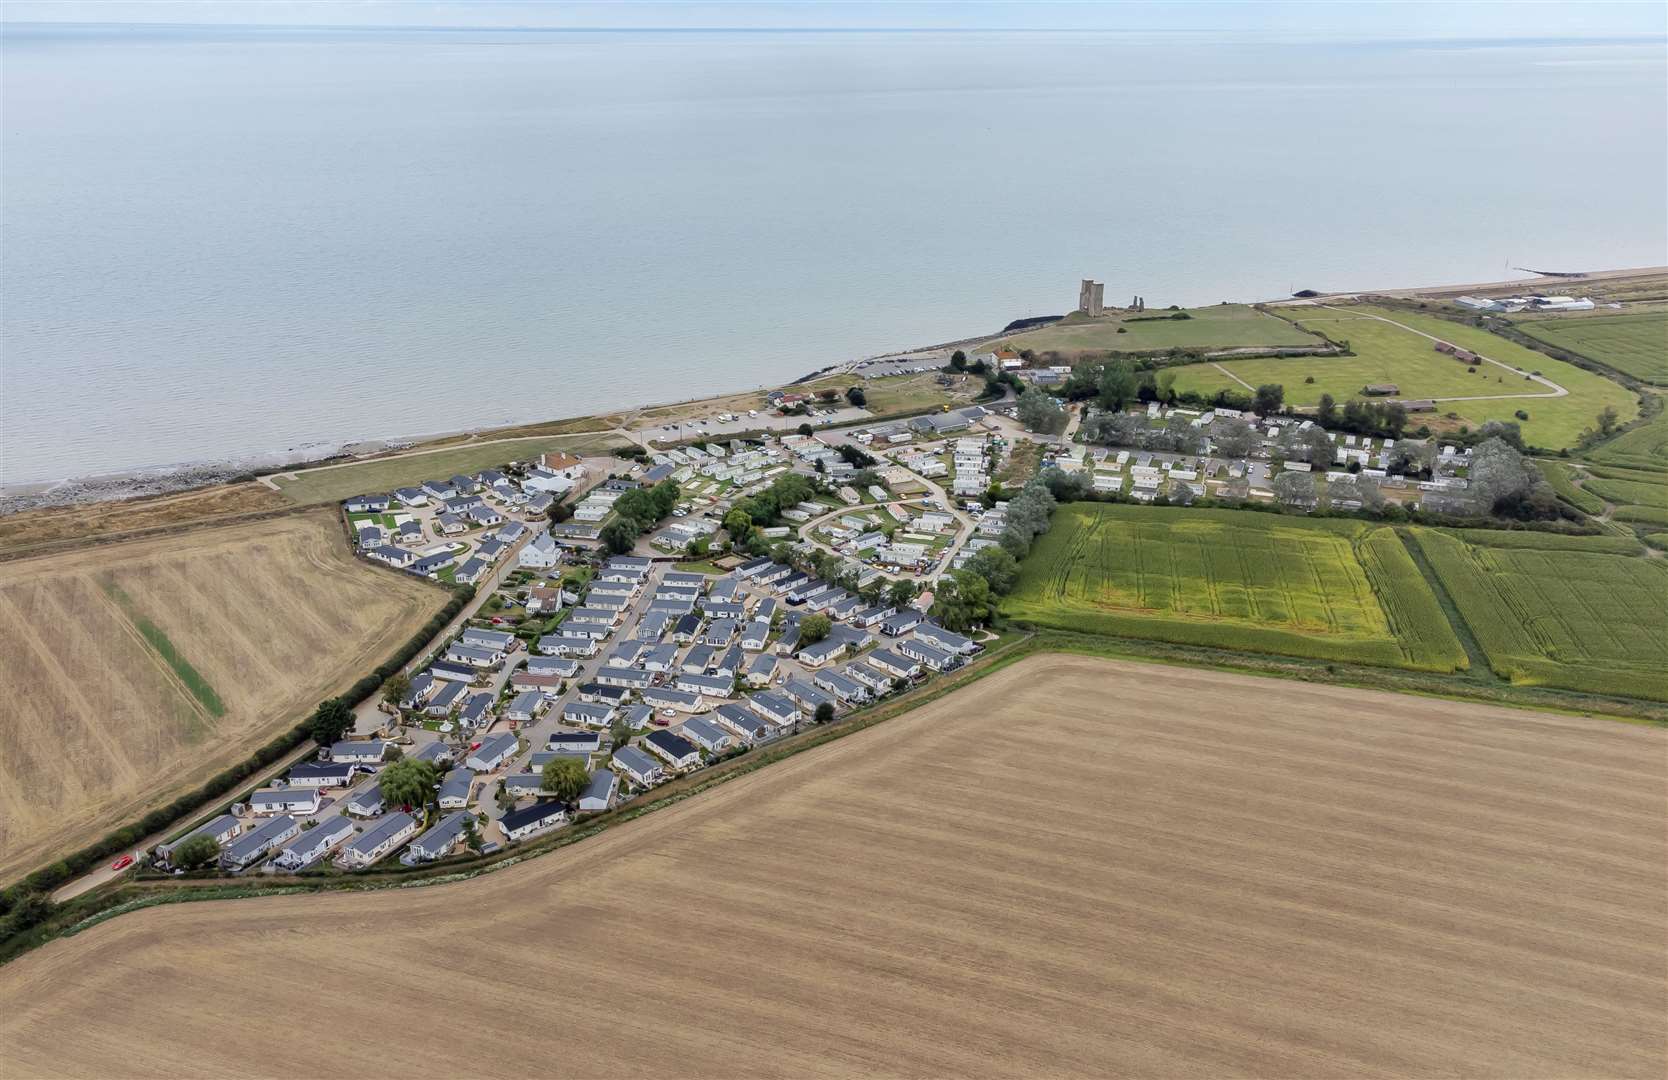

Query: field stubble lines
[[2, 658, 1663, 1079]]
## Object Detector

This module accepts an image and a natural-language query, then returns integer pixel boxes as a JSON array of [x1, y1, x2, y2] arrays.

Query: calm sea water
[[3, 25, 1664, 485]]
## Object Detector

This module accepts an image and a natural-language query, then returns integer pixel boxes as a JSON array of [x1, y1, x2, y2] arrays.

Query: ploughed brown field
[[0, 512, 444, 883], [4, 656, 1664, 1079]]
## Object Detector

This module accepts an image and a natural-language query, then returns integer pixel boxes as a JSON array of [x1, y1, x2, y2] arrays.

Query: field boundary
[[6, 624, 1663, 967]]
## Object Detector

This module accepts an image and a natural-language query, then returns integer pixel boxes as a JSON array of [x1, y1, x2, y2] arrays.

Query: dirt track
[[3, 656, 1663, 1079]]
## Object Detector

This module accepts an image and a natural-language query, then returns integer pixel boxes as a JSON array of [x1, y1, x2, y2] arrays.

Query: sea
[[3, 24, 1664, 491]]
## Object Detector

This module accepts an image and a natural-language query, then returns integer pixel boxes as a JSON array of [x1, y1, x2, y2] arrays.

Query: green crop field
[[1004, 504, 1466, 672], [272, 433, 629, 506], [1582, 472, 1668, 509], [990, 304, 1321, 356], [1514, 311, 1668, 385], [1167, 305, 1639, 450], [1412, 528, 1668, 702], [1586, 409, 1668, 474], [1536, 461, 1605, 515]]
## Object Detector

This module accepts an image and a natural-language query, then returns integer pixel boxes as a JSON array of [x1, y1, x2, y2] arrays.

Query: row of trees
[[1315, 394, 1411, 438], [931, 475, 1058, 631], [600, 480, 682, 554]]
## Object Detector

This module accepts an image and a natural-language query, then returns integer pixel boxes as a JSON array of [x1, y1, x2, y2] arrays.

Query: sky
[[4, 0, 1665, 39]]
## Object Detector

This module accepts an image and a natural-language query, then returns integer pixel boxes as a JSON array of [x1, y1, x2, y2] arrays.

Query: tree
[[609, 717, 635, 749], [1015, 387, 1066, 434], [1212, 419, 1258, 459], [599, 520, 638, 555], [1252, 383, 1285, 417], [1155, 370, 1178, 404], [1096, 360, 1139, 411], [1300, 425, 1336, 466], [1594, 405, 1620, 438], [309, 698, 354, 747], [844, 386, 867, 407], [1325, 473, 1382, 510], [540, 756, 590, 802], [798, 613, 832, 646], [1271, 470, 1317, 508], [461, 815, 484, 854], [931, 570, 993, 631], [379, 758, 440, 810], [381, 673, 411, 709], [171, 834, 220, 870], [963, 546, 1020, 595], [546, 502, 574, 524], [950, 349, 967, 371], [797, 422, 814, 436], [1468, 437, 1540, 513], [1316, 393, 1337, 424], [887, 578, 918, 609], [813, 702, 835, 725], [722, 508, 752, 546]]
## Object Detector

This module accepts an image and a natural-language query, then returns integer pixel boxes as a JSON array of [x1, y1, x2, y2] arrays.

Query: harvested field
[[0, 513, 445, 882], [6, 655, 1664, 1079], [1004, 504, 1467, 672], [0, 482, 287, 560]]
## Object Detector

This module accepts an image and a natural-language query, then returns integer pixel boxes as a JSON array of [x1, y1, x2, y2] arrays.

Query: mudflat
[[3, 656, 1663, 1079]]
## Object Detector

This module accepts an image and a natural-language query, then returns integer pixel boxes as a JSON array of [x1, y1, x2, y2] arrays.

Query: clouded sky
[[4, 1, 1664, 38]]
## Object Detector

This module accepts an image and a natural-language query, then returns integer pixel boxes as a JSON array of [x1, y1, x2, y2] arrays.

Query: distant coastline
[[3, 264, 1656, 517]]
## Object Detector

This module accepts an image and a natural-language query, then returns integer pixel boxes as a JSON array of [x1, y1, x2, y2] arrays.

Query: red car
[[110, 854, 135, 872]]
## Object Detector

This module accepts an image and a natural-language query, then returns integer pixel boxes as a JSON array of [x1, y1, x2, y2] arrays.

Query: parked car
[[110, 854, 135, 872]]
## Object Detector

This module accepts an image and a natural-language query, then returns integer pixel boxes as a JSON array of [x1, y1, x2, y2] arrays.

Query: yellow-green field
[[1167, 305, 1638, 450], [1004, 504, 1466, 672], [991, 304, 1321, 356], [1514, 311, 1668, 385], [1412, 529, 1668, 702]]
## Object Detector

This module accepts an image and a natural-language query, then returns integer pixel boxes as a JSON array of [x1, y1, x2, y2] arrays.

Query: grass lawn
[[1168, 305, 1639, 450], [1513, 311, 1668, 386], [1411, 528, 1667, 701], [273, 434, 629, 506], [800, 371, 980, 416], [991, 304, 1323, 356], [1004, 503, 1466, 672]]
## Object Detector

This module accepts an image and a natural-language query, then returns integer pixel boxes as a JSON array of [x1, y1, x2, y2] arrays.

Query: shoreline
[[5, 264, 1660, 515]]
